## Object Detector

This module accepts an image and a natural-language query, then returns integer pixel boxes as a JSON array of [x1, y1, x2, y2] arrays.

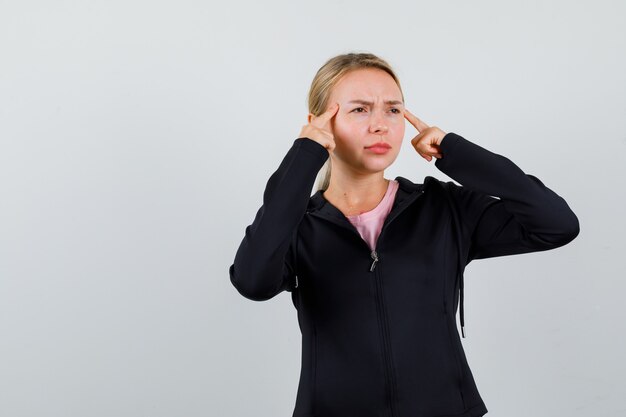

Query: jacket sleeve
[[434, 132, 580, 262], [229, 137, 329, 301]]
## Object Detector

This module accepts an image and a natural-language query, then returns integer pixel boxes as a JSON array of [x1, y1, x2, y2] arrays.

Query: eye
[[351, 107, 366, 113], [390, 108, 401, 114]]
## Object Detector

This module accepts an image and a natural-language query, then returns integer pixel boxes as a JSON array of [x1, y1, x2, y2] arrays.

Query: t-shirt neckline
[[346, 179, 397, 221]]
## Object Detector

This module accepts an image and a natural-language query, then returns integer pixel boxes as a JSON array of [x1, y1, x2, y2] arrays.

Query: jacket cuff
[[436, 132, 464, 168], [294, 137, 330, 163]]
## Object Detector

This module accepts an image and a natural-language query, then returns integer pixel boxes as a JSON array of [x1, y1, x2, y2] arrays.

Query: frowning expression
[[325, 68, 405, 174]]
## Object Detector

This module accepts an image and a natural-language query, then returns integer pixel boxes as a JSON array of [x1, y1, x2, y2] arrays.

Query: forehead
[[331, 68, 402, 101]]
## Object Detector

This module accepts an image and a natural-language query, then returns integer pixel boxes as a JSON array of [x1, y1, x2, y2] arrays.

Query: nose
[[369, 112, 389, 134]]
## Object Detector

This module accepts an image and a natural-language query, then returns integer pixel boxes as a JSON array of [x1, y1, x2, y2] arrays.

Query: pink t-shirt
[[346, 179, 399, 252]]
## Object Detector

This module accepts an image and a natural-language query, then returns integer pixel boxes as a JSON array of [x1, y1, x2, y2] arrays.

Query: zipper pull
[[369, 250, 379, 271]]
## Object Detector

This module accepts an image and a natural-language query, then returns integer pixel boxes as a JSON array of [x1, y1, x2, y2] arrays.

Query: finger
[[424, 146, 442, 159], [428, 142, 441, 151], [427, 143, 442, 159], [404, 108, 429, 131], [418, 150, 441, 160], [410, 130, 426, 147], [413, 140, 442, 160], [404, 108, 430, 132], [312, 102, 339, 126]]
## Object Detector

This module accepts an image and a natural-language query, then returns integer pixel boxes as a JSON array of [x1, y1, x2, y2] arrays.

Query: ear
[[308, 113, 313, 123]]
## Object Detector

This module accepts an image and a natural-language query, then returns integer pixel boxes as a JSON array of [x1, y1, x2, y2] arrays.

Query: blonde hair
[[307, 52, 404, 192]]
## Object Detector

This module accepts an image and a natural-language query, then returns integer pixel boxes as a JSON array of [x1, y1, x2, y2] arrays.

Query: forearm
[[435, 132, 579, 254]]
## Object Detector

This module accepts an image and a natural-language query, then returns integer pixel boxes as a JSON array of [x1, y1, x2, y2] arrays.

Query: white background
[[1, 0, 624, 416]]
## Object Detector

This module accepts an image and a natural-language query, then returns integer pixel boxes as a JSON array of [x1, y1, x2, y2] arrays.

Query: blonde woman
[[229, 52, 579, 417]]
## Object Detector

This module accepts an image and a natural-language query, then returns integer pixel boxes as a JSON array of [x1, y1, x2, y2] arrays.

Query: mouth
[[365, 142, 391, 149], [365, 142, 391, 154]]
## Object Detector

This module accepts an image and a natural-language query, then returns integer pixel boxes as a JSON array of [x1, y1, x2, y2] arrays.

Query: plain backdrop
[[1, 1, 625, 416]]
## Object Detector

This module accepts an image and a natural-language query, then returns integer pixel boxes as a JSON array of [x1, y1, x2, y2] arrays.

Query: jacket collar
[[306, 175, 433, 233]]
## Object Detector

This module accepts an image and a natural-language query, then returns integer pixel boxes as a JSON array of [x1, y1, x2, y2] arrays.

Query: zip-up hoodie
[[229, 132, 580, 417]]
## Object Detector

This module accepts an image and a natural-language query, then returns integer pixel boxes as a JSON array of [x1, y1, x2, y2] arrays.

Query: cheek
[[391, 120, 405, 143], [391, 116, 405, 130], [333, 115, 360, 135], [394, 118, 405, 130]]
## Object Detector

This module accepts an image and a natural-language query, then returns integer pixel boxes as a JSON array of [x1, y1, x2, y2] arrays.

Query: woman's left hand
[[404, 109, 447, 162]]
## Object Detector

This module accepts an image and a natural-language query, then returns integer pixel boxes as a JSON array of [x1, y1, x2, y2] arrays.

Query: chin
[[362, 160, 394, 172]]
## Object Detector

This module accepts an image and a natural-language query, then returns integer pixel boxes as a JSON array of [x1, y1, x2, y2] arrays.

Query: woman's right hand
[[298, 102, 339, 152]]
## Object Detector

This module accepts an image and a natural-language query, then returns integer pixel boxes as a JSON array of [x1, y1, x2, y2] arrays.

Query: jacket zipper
[[309, 214, 399, 415], [309, 188, 425, 416], [370, 250, 379, 271], [370, 248, 398, 417]]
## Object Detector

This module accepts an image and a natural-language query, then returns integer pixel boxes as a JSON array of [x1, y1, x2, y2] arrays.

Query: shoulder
[[394, 174, 450, 193]]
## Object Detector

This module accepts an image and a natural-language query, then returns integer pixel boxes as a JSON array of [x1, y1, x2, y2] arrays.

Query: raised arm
[[434, 132, 580, 261], [229, 137, 329, 301], [229, 103, 339, 301]]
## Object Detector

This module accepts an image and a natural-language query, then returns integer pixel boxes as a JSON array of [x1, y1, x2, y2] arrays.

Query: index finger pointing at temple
[[313, 102, 339, 127], [404, 109, 430, 132]]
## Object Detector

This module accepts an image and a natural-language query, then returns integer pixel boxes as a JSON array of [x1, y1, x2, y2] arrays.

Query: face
[[312, 68, 405, 175]]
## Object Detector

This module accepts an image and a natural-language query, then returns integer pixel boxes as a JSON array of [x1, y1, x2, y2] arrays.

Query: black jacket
[[229, 132, 580, 417]]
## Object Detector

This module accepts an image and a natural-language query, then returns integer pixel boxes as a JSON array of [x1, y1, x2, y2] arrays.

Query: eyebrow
[[347, 99, 404, 106]]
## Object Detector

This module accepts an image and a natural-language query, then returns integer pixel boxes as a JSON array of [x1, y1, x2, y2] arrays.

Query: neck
[[323, 170, 389, 209]]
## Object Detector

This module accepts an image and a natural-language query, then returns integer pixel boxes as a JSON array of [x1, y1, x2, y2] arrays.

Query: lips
[[365, 142, 391, 149]]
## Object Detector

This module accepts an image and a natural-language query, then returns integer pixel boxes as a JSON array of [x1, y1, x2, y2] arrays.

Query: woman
[[229, 52, 579, 417]]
